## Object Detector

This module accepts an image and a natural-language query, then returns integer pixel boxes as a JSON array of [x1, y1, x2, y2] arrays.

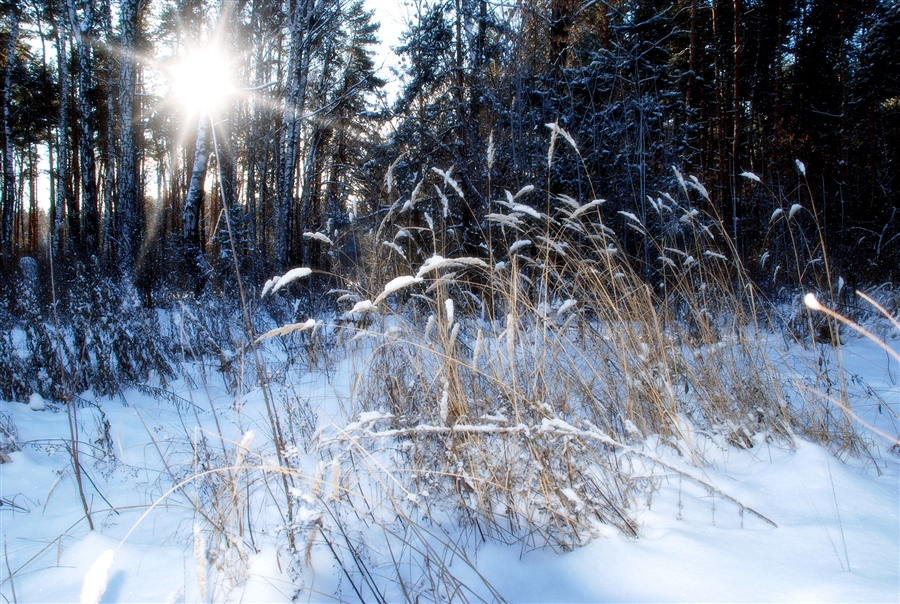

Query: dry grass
[[307, 146, 833, 552]]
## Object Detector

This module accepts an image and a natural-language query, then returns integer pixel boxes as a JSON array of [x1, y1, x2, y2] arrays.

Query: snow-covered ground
[[1, 332, 897, 603]]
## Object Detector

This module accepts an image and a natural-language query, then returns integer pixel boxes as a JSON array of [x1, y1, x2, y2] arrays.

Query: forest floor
[[1, 327, 898, 603]]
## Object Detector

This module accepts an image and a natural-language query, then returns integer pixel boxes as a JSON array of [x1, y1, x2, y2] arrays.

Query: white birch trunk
[[183, 114, 211, 249], [1, 7, 19, 259]]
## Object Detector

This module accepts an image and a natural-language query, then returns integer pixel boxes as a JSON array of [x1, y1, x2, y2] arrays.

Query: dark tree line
[[0, 0, 897, 304], [372, 0, 899, 290]]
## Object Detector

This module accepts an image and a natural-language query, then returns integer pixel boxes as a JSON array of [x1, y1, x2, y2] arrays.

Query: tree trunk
[[118, 0, 143, 272], [183, 115, 210, 245], [276, 0, 314, 266], [100, 0, 115, 261], [733, 0, 742, 169], [213, 116, 237, 211], [1, 6, 19, 261], [57, 31, 79, 258], [711, 1, 728, 204], [67, 0, 99, 258], [732, 0, 742, 250], [773, 0, 785, 164], [687, 0, 698, 112], [549, 0, 574, 70]]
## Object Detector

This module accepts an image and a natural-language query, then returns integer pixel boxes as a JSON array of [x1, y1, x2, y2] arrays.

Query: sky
[[365, 0, 408, 100]]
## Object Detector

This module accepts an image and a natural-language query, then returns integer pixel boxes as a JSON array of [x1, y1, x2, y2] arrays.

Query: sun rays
[[168, 46, 236, 117]]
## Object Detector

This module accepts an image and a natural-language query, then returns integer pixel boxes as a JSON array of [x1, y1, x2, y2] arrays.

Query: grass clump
[[284, 141, 829, 553]]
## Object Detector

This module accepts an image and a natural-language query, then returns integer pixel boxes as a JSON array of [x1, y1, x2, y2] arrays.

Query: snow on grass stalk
[[487, 212, 524, 229], [80, 550, 115, 604], [257, 318, 321, 341], [432, 166, 464, 199], [617, 211, 642, 225], [349, 300, 375, 314], [385, 153, 404, 194], [547, 122, 559, 168], [234, 430, 256, 468], [445, 299, 454, 326], [415, 255, 489, 279], [473, 328, 484, 367], [510, 203, 544, 221], [487, 130, 495, 169], [303, 231, 333, 245], [509, 240, 532, 253], [557, 299, 577, 316], [263, 267, 312, 296], [439, 380, 450, 425], [514, 184, 535, 198], [330, 458, 341, 502], [703, 250, 729, 262], [373, 276, 423, 306], [382, 241, 407, 260], [545, 122, 578, 153], [566, 198, 606, 219]]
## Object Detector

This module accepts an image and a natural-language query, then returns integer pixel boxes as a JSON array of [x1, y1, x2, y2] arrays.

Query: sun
[[169, 47, 235, 115]]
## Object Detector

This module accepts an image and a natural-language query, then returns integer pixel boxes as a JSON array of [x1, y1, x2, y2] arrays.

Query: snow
[[349, 299, 375, 314], [257, 318, 321, 341], [80, 549, 115, 604], [557, 299, 577, 316], [486, 212, 524, 228], [302, 232, 333, 246], [373, 275, 423, 305], [27, 392, 45, 411], [382, 240, 407, 259], [567, 197, 606, 219], [431, 166, 464, 199], [618, 210, 642, 224], [0, 326, 897, 603], [265, 267, 313, 296], [444, 298, 454, 325], [513, 185, 535, 198], [511, 203, 544, 220], [703, 250, 729, 261], [508, 239, 532, 253], [415, 254, 490, 278]]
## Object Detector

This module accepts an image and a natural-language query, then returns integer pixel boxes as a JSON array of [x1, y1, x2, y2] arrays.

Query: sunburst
[[168, 46, 236, 117]]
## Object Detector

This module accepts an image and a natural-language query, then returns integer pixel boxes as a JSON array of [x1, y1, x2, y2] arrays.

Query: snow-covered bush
[[67, 262, 174, 396]]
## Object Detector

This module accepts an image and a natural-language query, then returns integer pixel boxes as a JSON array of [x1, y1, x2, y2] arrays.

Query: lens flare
[[170, 47, 235, 114]]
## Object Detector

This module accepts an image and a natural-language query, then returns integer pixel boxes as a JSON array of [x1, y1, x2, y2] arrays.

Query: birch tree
[[1, 4, 18, 261], [116, 0, 143, 269]]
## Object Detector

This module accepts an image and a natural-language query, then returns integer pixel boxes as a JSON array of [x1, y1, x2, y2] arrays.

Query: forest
[[0, 0, 898, 602], [0, 0, 897, 296]]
